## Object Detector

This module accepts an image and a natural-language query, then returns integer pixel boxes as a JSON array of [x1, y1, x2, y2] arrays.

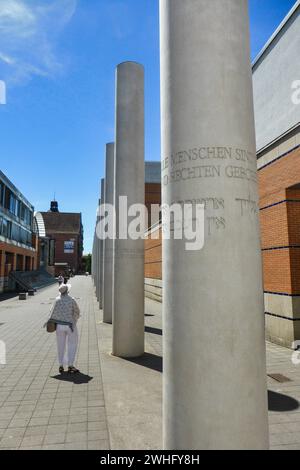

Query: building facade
[[145, 162, 161, 228], [35, 201, 83, 276], [0, 171, 38, 293], [253, 1, 300, 347]]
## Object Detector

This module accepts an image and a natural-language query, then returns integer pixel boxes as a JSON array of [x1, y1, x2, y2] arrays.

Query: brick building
[[145, 162, 161, 228], [0, 171, 38, 293], [253, 1, 300, 347], [145, 2, 300, 347], [36, 201, 83, 276]]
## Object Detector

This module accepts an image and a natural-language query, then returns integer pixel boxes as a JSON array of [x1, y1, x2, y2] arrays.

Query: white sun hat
[[59, 283, 71, 295]]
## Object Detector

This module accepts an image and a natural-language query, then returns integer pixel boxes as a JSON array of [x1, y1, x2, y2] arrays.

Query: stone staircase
[[9, 269, 57, 292]]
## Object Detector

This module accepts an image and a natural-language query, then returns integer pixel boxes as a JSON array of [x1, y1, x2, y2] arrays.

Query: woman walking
[[48, 283, 80, 374]]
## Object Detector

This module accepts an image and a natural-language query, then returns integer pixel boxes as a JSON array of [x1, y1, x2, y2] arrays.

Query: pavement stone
[[0, 277, 110, 450], [1, 276, 300, 450]]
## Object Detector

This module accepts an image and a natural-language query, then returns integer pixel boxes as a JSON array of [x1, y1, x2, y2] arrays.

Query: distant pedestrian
[[58, 274, 64, 286], [47, 283, 80, 374]]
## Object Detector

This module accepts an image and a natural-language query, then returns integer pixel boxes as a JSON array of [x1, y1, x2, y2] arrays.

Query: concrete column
[[99, 178, 105, 310], [94, 233, 97, 286], [92, 234, 96, 284], [93, 233, 96, 286], [103, 144, 115, 324], [112, 62, 145, 358], [94, 230, 98, 288], [160, 0, 269, 450], [95, 198, 101, 302]]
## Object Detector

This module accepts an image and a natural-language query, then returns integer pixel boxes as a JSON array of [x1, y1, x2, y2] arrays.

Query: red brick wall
[[0, 241, 37, 281], [258, 146, 300, 295], [144, 182, 162, 279], [145, 227, 162, 280], [260, 200, 289, 249], [145, 183, 161, 229], [259, 147, 300, 200], [287, 190, 300, 246]]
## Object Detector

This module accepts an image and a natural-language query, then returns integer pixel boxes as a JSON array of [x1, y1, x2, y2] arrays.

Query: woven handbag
[[46, 321, 56, 333]]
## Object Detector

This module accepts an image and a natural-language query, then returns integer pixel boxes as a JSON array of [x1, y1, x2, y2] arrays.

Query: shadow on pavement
[[0, 292, 20, 302], [124, 352, 163, 373], [268, 390, 299, 412], [51, 372, 93, 384], [145, 326, 162, 336]]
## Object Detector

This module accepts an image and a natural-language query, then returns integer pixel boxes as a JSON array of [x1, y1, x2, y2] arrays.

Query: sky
[[0, 0, 297, 254]]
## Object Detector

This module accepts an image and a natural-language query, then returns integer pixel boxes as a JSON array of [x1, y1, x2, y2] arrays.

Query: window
[[19, 202, 25, 221], [4, 187, 10, 210], [11, 223, 20, 242], [9, 193, 17, 215], [0, 182, 4, 207], [0, 218, 12, 238]]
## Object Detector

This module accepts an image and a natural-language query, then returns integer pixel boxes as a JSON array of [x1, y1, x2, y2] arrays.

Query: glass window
[[11, 223, 20, 242], [9, 193, 16, 215], [0, 182, 4, 206], [0, 218, 11, 238]]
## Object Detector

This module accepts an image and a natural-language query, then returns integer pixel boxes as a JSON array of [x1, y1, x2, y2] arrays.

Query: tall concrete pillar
[[92, 233, 96, 285], [103, 144, 115, 324], [99, 178, 105, 310], [92, 235, 94, 282], [96, 198, 101, 302], [112, 62, 145, 358], [94, 230, 97, 287], [160, 0, 269, 450]]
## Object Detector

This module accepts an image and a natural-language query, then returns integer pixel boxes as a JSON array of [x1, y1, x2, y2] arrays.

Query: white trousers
[[56, 324, 78, 366]]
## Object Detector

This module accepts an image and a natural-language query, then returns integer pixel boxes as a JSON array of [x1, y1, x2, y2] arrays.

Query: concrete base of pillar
[[265, 293, 300, 348], [145, 278, 162, 303]]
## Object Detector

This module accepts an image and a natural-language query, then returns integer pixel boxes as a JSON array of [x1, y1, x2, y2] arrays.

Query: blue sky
[[0, 0, 297, 253]]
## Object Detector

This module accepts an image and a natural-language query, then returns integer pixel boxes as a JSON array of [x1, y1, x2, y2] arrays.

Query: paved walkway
[[267, 343, 300, 450], [0, 277, 109, 450], [0, 276, 300, 450]]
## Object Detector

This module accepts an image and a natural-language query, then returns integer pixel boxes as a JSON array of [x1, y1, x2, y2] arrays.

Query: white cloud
[[0, 0, 77, 85], [0, 0, 35, 37], [0, 52, 15, 65]]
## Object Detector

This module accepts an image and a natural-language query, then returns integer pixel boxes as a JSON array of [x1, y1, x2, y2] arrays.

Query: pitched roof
[[40, 212, 82, 234]]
